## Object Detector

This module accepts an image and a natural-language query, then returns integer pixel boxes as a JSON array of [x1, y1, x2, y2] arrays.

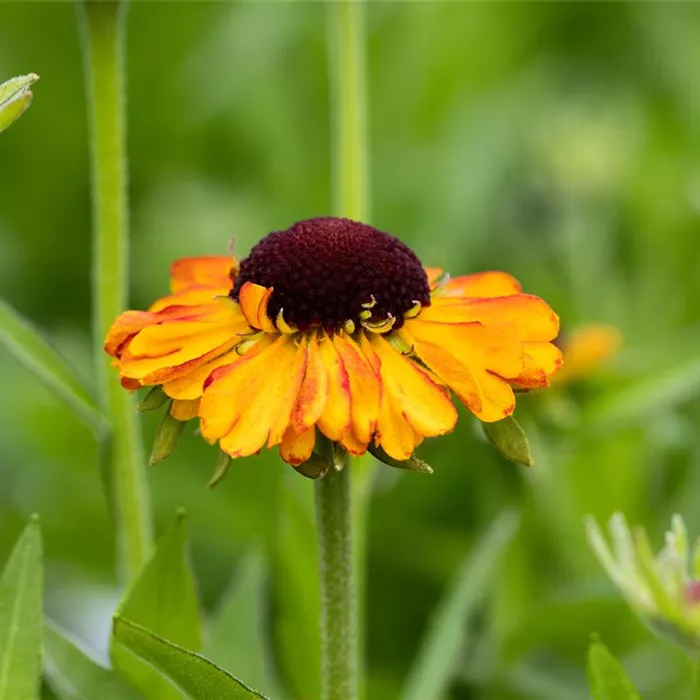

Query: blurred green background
[[2, 2, 700, 698]]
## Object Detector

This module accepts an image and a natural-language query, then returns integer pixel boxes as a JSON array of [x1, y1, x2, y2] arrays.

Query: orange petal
[[339, 428, 369, 457], [470, 370, 516, 422], [149, 288, 225, 313], [437, 271, 522, 299], [317, 334, 352, 441], [170, 256, 236, 293], [279, 426, 316, 466], [424, 267, 444, 289], [200, 336, 305, 458], [105, 310, 156, 357], [291, 335, 329, 434], [422, 294, 559, 341], [371, 334, 457, 459], [512, 341, 563, 388], [333, 332, 380, 444], [406, 319, 524, 379], [238, 282, 277, 333], [162, 349, 239, 400], [170, 398, 199, 421], [399, 328, 483, 415]]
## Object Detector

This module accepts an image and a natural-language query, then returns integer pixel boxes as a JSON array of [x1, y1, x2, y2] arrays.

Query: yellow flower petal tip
[[104, 218, 561, 475]]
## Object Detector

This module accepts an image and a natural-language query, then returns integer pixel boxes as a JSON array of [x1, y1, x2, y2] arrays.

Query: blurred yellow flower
[[553, 324, 621, 385], [105, 217, 561, 469]]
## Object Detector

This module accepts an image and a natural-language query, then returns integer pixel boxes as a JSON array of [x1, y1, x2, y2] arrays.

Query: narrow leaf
[[0, 300, 103, 432], [149, 410, 185, 465], [113, 618, 268, 700], [137, 387, 168, 413], [0, 516, 43, 700], [587, 636, 641, 700], [401, 511, 520, 700], [111, 511, 202, 700], [368, 444, 433, 473], [44, 619, 141, 700], [482, 416, 533, 466], [205, 552, 284, 699], [0, 74, 38, 133]]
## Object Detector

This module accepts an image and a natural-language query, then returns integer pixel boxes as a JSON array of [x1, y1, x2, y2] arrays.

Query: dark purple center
[[231, 217, 430, 333]]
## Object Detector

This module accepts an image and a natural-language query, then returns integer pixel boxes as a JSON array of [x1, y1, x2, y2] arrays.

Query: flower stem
[[315, 461, 357, 700], [328, 0, 368, 221], [79, 0, 152, 582], [325, 2, 369, 698]]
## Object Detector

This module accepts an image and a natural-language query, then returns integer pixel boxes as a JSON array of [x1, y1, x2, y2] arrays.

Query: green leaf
[[205, 551, 284, 699], [482, 416, 533, 466], [149, 409, 185, 466], [274, 471, 320, 700], [0, 300, 103, 432], [368, 443, 433, 473], [587, 636, 641, 700], [44, 619, 141, 700], [113, 618, 268, 700], [111, 511, 202, 700], [0, 516, 43, 700], [0, 74, 38, 133], [401, 510, 520, 700]]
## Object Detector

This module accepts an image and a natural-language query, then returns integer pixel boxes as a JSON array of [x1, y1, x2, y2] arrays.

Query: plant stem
[[328, 0, 368, 222], [315, 461, 357, 700], [326, 2, 370, 698], [80, 0, 152, 582]]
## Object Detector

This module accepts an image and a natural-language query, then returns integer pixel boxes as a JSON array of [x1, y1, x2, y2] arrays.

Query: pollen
[[230, 217, 431, 333]]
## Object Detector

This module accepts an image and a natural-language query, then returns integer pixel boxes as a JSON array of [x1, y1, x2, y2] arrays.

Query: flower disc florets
[[231, 217, 431, 332]]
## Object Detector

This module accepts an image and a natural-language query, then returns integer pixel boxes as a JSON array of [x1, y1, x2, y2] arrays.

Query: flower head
[[586, 513, 700, 652], [105, 217, 561, 472]]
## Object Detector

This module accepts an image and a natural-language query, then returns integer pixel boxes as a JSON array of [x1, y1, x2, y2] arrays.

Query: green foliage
[[205, 551, 283, 699], [401, 511, 520, 700], [113, 619, 269, 700], [0, 74, 38, 133], [587, 636, 641, 700], [0, 301, 103, 432], [44, 619, 141, 700], [0, 518, 43, 700], [481, 416, 533, 466], [111, 512, 202, 700]]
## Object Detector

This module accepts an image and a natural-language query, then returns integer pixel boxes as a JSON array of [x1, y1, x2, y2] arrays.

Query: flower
[[105, 217, 561, 469], [586, 513, 700, 652], [553, 324, 621, 385]]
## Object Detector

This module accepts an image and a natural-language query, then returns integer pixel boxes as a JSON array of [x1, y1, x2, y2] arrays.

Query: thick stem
[[315, 462, 357, 700], [80, 0, 152, 582]]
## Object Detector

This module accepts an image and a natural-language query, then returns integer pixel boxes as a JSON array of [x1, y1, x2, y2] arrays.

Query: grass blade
[[401, 510, 520, 700]]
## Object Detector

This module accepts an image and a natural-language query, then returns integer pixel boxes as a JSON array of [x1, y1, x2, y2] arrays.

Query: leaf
[[400, 511, 520, 700], [368, 444, 433, 473], [149, 410, 185, 465], [587, 636, 641, 700], [205, 551, 283, 699], [113, 618, 268, 700], [44, 619, 141, 700], [0, 516, 43, 700], [482, 416, 533, 466], [111, 511, 202, 700], [0, 300, 103, 432], [0, 74, 38, 133]]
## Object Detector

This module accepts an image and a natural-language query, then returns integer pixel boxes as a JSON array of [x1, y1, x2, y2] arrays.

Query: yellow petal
[[170, 398, 199, 421], [470, 370, 516, 422], [333, 332, 380, 444], [370, 334, 457, 458], [280, 425, 316, 466], [422, 294, 559, 341], [424, 267, 443, 289], [149, 288, 225, 313], [317, 334, 352, 441], [238, 282, 277, 333], [512, 341, 563, 388], [291, 335, 329, 434], [170, 256, 236, 293], [437, 271, 522, 298], [163, 349, 239, 400], [339, 428, 369, 457]]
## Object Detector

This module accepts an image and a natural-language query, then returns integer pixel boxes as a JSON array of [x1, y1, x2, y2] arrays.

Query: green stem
[[693, 659, 700, 700], [79, 0, 152, 582], [328, 0, 368, 221], [315, 461, 357, 700], [326, 2, 370, 698]]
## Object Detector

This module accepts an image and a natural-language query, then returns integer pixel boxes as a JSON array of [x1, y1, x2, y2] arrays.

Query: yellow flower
[[105, 217, 561, 467], [553, 324, 621, 385]]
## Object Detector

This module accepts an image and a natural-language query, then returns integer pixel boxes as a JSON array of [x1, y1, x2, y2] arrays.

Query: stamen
[[405, 300, 422, 319], [343, 319, 356, 334], [362, 313, 395, 334], [361, 295, 377, 309], [275, 308, 298, 334]]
